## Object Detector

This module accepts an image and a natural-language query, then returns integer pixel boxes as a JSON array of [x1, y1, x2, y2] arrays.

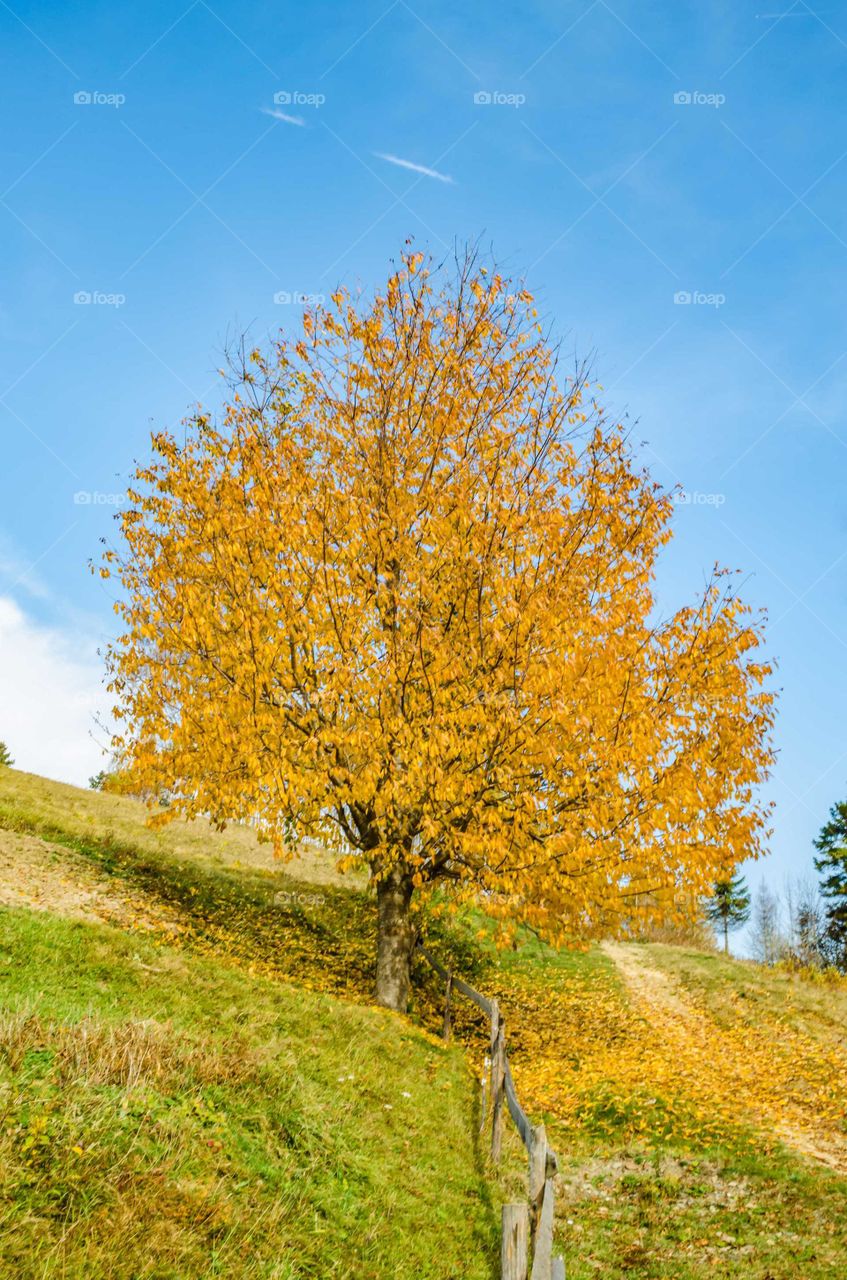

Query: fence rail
[[415, 945, 564, 1280]]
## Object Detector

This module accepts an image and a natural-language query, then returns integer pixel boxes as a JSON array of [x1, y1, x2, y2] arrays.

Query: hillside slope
[[2, 768, 847, 1278], [479, 932, 847, 1277], [603, 941, 847, 1170], [0, 772, 500, 1280]]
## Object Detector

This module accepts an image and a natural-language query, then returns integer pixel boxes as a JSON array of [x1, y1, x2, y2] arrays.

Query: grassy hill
[[0, 772, 502, 1279], [2, 767, 847, 1278], [485, 937, 847, 1277]]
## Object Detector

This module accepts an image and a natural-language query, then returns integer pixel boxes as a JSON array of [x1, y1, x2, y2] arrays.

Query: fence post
[[490, 1002, 506, 1162], [415, 946, 563, 1277], [528, 1123, 547, 1235], [442, 970, 453, 1042], [488, 1000, 499, 1145], [529, 1178, 555, 1280], [501, 1203, 529, 1280], [479, 1053, 490, 1132]]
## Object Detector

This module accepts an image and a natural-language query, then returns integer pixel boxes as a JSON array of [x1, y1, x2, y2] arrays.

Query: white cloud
[[0, 534, 51, 600], [373, 152, 454, 184], [0, 596, 110, 787], [260, 107, 306, 127]]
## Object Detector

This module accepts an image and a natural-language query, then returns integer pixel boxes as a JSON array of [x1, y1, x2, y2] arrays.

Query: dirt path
[[0, 828, 185, 935], [602, 942, 847, 1173]]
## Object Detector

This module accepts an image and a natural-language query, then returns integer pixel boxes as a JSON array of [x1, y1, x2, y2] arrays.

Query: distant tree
[[814, 796, 847, 970], [0, 742, 14, 768], [794, 895, 828, 967], [781, 875, 829, 969], [89, 764, 164, 803], [704, 871, 751, 954], [750, 882, 784, 965]]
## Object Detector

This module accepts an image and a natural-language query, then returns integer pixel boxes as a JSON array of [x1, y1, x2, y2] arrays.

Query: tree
[[814, 796, 847, 969], [102, 247, 776, 1011], [750, 882, 784, 965], [704, 871, 751, 954], [0, 742, 13, 768], [793, 884, 828, 968], [90, 763, 168, 804], [777, 874, 829, 969]]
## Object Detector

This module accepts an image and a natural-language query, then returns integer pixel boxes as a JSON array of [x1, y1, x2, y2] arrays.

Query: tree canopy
[[103, 247, 776, 1009]]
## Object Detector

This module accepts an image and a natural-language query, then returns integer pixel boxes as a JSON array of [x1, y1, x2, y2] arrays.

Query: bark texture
[[375, 864, 415, 1011]]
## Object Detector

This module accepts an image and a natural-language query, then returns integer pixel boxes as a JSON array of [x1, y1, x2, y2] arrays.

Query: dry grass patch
[[0, 769, 366, 889]]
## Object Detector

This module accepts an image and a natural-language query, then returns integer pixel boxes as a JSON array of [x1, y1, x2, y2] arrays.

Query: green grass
[[551, 1138, 847, 1278], [434, 910, 847, 1276], [0, 771, 514, 1277], [3, 768, 847, 1278], [498, 944, 847, 1278], [0, 907, 499, 1280], [0, 768, 385, 1008], [638, 941, 847, 1046]]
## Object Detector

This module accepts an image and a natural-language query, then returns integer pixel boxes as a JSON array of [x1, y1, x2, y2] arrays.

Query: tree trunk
[[375, 864, 415, 1011], [724, 920, 729, 954]]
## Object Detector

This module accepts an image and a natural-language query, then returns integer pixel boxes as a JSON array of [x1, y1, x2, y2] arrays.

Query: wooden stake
[[479, 1053, 490, 1133], [528, 1124, 547, 1233], [491, 1014, 506, 1162], [501, 1203, 529, 1280], [529, 1179, 555, 1280]]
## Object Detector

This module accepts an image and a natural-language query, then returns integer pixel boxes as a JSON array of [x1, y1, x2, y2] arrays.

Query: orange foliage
[[102, 247, 775, 964]]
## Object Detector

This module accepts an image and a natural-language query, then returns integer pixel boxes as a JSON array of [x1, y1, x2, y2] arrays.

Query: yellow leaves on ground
[[490, 945, 847, 1168]]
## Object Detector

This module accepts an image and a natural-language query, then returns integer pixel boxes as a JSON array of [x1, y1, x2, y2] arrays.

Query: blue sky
[[2, 0, 846, 920]]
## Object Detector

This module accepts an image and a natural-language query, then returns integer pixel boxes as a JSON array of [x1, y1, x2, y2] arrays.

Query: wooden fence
[[416, 946, 565, 1280]]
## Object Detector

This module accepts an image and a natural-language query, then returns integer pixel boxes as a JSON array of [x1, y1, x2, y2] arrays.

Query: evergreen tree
[[704, 871, 751, 954], [0, 742, 13, 768], [814, 796, 847, 969]]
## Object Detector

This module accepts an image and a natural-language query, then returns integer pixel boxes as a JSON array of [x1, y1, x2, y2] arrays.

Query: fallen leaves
[[487, 945, 847, 1167]]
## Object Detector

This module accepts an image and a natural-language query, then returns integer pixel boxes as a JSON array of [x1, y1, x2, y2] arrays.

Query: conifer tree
[[814, 796, 847, 969], [704, 871, 751, 954]]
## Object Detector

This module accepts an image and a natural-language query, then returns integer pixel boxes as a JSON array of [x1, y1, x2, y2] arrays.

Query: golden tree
[[103, 248, 775, 1010]]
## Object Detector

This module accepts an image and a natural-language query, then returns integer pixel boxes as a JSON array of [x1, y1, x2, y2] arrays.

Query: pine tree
[[814, 797, 847, 969], [704, 871, 751, 954], [0, 742, 13, 768]]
